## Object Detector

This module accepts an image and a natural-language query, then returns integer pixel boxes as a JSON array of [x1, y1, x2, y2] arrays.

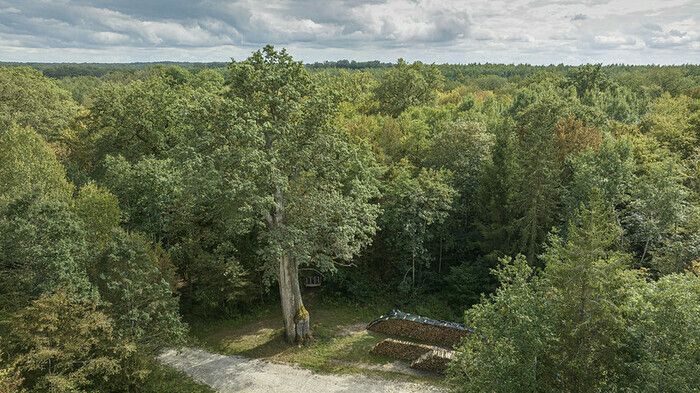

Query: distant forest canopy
[[3, 60, 699, 88]]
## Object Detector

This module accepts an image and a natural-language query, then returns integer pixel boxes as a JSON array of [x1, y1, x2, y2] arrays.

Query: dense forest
[[1, 46, 700, 392]]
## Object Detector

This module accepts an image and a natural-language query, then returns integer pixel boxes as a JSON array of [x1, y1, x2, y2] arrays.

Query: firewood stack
[[366, 310, 471, 373]]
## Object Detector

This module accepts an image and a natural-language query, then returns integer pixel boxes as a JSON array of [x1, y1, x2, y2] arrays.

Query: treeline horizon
[[2, 60, 698, 80]]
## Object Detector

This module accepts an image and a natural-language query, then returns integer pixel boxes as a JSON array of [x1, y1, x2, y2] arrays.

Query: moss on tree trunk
[[278, 253, 311, 344]]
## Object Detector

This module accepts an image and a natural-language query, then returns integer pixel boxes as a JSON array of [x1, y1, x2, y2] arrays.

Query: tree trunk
[[411, 252, 415, 287], [268, 181, 311, 344], [263, 129, 311, 344], [527, 209, 538, 264], [640, 238, 651, 266], [278, 253, 311, 344], [438, 236, 443, 274]]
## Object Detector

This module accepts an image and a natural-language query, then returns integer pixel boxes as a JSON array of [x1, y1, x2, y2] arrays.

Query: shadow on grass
[[188, 298, 445, 384]]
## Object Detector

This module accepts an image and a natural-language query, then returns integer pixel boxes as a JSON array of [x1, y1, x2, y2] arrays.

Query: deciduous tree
[[226, 46, 381, 343]]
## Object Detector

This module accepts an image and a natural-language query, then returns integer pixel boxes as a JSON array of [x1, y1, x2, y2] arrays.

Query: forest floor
[[159, 347, 446, 393], [186, 295, 448, 388]]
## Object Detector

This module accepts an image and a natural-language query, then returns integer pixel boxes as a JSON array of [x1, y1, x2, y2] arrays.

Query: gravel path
[[159, 348, 446, 393]]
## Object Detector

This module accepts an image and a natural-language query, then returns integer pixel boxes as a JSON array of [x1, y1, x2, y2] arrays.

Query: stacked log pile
[[410, 348, 455, 373], [370, 338, 434, 361], [366, 309, 471, 373]]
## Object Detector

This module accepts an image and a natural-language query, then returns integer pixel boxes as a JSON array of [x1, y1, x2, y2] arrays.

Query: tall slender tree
[[511, 85, 566, 262]]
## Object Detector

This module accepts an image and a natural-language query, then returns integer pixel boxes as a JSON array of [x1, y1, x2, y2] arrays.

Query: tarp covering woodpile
[[366, 309, 472, 347]]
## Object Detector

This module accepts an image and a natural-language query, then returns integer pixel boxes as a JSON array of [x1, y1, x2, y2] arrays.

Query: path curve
[[159, 348, 446, 393]]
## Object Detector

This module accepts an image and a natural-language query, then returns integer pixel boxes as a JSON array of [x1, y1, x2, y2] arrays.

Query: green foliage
[[373, 59, 445, 117], [0, 67, 79, 141], [81, 66, 225, 172], [103, 155, 182, 240], [0, 124, 73, 207], [172, 242, 249, 315], [0, 196, 92, 310], [448, 254, 544, 392], [589, 83, 647, 123], [425, 120, 493, 193], [450, 194, 700, 392], [639, 272, 700, 392], [319, 70, 378, 114], [0, 364, 24, 393], [380, 161, 456, 287], [539, 195, 643, 390], [73, 182, 121, 248], [564, 136, 635, 216], [226, 45, 381, 278], [4, 290, 145, 393], [93, 231, 186, 351], [57, 76, 104, 105], [624, 136, 696, 272], [511, 84, 568, 262], [473, 74, 509, 91], [476, 121, 520, 256], [641, 93, 696, 157], [443, 261, 495, 310], [3, 54, 700, 390], [426, 119, 494, 263], [83, 66, 256, 313], [86, 76, 184, 162]]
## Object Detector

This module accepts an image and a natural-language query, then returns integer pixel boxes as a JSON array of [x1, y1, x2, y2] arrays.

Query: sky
[[0, 0, 697, 65]]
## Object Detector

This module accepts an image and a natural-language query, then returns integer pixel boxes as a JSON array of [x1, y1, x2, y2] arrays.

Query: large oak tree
[[226, 46, 381, 343]]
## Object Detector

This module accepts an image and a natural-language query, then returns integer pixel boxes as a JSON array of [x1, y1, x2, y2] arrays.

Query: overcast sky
[[0, 0, 697, 64]]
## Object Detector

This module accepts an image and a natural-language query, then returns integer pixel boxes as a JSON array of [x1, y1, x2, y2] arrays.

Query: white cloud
[[347, 0, 470, 43], [0, 0, 697, 64], [593, 34, 638, 48], [0, 6, 19, 14], [92, 31, 129, 44]]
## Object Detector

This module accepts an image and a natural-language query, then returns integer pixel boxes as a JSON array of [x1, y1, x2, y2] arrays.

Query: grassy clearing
[[189, 294, 446, 386]]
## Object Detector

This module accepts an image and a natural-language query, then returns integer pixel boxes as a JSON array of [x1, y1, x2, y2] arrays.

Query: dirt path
[[159, 348, 446, 393]]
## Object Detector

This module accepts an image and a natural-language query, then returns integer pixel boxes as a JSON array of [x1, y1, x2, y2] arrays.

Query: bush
[[4, 290, 146, 393], [0, 366, 24, 393], [170, 238, 250, 317]]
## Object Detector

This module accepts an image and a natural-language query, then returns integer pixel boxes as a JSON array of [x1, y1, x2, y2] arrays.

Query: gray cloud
[[0, 0, 471, 49], [0, 0, 697, 64]]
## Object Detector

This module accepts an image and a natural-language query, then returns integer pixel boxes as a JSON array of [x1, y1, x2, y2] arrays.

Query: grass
[[143, 362, 215, 393], [188, 293, 446, 386]]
